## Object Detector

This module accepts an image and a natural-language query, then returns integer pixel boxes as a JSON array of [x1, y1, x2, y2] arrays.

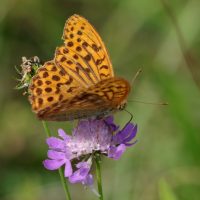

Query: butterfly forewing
[[29, 14, 131, 121], [55, 46, 99, 88], [61, 14, 114, 80]]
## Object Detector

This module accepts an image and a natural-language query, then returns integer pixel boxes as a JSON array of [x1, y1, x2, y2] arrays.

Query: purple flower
[[43, 116, 137, 186]]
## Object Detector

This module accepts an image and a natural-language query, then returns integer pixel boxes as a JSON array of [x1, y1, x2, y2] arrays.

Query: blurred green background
[[1, 0, 200, 199]]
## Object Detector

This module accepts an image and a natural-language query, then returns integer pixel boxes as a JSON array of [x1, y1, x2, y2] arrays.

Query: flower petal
[[76, 161, 89, 169], [64, 159, 73, 177], [122, 125, 137, 143], [83, 174, 93, 185], [108, 144, 126, 160], [58, 129, 71, 141], [112, 123, 136, 144], [124, 140, 138, 146], [46, 137, 64, 149], [68, 161, 91, 184], [47, 150, 65, 160], [104, 116, 119, 131], [112, 124, 133, 143], [43, 159, 65, 170]]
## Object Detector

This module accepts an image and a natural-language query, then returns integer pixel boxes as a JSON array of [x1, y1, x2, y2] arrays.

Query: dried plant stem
[[95, 155, 104, 200], [42, 121, 72, 200], [160, 0, 200, 88], [160, 0, 195, 68]]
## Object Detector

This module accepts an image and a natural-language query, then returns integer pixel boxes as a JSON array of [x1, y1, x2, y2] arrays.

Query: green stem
[[42, 121, 72, 200], [58, 167, 71, 200], [95, 155, 104, 200], [42, 121, 51, 137]]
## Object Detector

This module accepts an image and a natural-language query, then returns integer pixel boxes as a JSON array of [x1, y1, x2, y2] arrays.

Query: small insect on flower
[[43, 116, 138, 187], [28, 14, 132, 121], [16, 56, 42, 92]]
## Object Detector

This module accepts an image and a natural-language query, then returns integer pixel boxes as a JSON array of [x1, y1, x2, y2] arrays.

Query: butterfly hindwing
[[36, 77, 130, 121], [29, 61, 83, 113]]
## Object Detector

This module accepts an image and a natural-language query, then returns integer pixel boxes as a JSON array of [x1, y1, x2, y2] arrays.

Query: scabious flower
[[16, 56, 41, 90], [43, 116, 137, 186]]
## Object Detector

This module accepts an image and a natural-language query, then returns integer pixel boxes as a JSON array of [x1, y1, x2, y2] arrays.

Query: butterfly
[[29, 14, 131, 121]]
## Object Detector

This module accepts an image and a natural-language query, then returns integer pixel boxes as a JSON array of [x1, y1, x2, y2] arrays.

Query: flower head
[[16, 56, 41, 90], [43, 116, 137, 186]]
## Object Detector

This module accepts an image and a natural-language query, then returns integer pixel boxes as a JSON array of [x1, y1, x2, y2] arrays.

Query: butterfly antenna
[[131, 68, 142, 87], [128, 99, 168, 105]]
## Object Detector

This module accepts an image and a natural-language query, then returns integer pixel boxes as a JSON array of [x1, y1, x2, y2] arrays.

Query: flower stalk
[[42, 121, 72, 200], [95, 155, 104, 200], [58, 167, 71, 200]]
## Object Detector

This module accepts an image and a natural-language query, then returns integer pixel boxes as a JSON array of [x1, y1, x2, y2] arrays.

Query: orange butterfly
[[29, 14, 131, 121]]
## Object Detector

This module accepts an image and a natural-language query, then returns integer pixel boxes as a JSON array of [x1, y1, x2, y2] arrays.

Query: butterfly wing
[[55, 14, 114, 87], [29, 15, 130, 121], [36, 77, 130, 121], [29, 61, 84, 114]]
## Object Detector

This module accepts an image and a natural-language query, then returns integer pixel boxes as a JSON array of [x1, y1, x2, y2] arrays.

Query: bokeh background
[[1, 0, 200, 199]]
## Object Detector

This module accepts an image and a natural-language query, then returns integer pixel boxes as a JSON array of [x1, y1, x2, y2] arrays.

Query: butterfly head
[[117, 100, 127, 111]]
